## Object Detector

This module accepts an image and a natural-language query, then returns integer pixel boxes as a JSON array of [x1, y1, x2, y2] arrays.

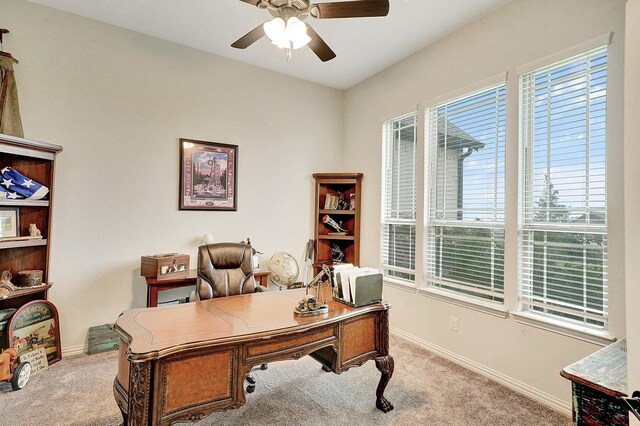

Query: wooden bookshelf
[[312, 173, 363, 273], [0, 134, 62, 345]]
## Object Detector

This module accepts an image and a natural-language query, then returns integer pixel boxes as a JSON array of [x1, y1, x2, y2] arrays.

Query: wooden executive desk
[[113, 287, 394, 425]]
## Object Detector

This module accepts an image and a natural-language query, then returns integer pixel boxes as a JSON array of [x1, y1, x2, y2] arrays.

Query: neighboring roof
[[437, 117, 485, 151], [573, 211, 606, 225]]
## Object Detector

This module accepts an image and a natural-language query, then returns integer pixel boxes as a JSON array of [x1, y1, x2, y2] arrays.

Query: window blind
[[425, 84, 506, 302], [381, 113, 417, 282], [519, 46, 608, 329]]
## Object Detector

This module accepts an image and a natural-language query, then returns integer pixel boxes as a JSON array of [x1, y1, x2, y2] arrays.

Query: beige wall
[[343, 0, 626, 409], [626, 1, 640, 423], [2, 0, 344, 351]]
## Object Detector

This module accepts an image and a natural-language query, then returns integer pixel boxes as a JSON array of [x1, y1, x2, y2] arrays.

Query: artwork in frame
[[179, 139, 238, 211], [0, 207, 19, 238]]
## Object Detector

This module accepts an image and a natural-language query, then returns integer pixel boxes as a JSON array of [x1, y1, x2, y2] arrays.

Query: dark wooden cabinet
[[0, 133, 62, 348], [313, 173, 363, 273], [561, 338, 629, 425]]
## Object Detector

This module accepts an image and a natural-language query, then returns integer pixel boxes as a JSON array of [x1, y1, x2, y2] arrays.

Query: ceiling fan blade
[[239, 0, 261, 5], [310, 0, 389, 19], [231, 24, 266, 49], [306, 25, 336, 62]]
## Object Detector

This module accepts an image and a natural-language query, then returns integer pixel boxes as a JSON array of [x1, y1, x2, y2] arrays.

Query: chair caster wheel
[[246, 385, 255, 394], [260, 364, 268, 370], [321, 365, 331, 372], [246, 375, 256, 385]]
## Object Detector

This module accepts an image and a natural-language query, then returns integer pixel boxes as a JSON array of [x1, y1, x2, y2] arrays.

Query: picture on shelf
[[349, 193, 356, 210], [0, 207, 18, 238], [179, 139, 238, 211]]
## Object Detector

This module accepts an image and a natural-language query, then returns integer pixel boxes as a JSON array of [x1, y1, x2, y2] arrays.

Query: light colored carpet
[[0, 336, 570, 425]]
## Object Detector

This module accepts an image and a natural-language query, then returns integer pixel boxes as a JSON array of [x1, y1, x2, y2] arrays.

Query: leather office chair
[[191, 242, 268, 393]]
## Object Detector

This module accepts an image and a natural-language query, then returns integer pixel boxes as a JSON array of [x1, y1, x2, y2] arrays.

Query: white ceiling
[[27, 0, 511, 90]]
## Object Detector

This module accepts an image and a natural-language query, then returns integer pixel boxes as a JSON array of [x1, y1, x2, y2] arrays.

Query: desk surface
[[117, 286, 387, 359]]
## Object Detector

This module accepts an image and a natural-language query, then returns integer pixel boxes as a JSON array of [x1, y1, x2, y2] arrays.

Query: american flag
[[0, 167, 49, 200]]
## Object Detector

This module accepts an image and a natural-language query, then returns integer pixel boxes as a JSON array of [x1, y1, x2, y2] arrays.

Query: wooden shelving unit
[[0, 133, 62, 349], [312, 173, 363, 273]]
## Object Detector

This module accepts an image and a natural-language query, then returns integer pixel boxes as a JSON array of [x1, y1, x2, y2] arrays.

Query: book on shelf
[[324, 194, 339, 210]]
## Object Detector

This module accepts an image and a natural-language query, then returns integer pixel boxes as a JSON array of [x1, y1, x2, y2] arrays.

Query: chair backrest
[[196, 242, 257, 300]]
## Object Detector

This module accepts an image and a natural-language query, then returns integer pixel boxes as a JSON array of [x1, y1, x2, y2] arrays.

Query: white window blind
[[381, 113, 417, 282], [519, 46, 608, 329], [425, 84, 506, 302]]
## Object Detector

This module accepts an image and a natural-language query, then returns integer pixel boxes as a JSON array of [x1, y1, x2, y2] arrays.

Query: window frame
[[423, 79, 507, 304], [380, 112, 418, 284], [517, 45, 610, 331]]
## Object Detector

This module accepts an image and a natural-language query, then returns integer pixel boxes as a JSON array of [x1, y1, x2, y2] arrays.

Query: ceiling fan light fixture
[[263, 17, 286, 41], [285, 17, 311, 49], [234, 0, 390, 62], [263, 16, 311, 51]]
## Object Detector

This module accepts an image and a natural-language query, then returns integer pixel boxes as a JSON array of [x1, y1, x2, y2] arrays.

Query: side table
[[144, 269, 270, 307], [560, 338, 628, 425]]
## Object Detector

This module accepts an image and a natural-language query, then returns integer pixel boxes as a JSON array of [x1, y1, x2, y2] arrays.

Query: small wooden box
[[141, 253, 190, 281]]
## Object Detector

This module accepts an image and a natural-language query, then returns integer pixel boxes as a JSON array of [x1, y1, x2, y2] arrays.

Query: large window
[[425, 83, 506, 302], [519, 47, 608, 329], [381, 113, 417, 282], [379, 42, 611, 335]]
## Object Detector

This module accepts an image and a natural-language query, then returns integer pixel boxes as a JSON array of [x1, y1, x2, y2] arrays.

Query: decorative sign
[[19, 347, 49, 375], [8, 300, 61, 365]]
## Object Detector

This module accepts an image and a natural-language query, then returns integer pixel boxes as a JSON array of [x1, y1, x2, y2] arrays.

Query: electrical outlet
[[449, 316, 458, 332]]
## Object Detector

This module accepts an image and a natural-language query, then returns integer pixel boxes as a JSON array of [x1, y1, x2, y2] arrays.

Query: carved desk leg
[[129, 362, 152, 426], [374, 355, 394, 413]]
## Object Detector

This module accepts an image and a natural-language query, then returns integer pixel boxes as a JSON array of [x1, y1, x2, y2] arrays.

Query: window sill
[[383, 278, 417, 293], [416, 286, 509, 318], [511, 311, 616, 346]]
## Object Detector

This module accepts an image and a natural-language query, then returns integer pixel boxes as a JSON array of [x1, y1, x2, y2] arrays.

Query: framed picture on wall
[[179, 139, 238, 211]]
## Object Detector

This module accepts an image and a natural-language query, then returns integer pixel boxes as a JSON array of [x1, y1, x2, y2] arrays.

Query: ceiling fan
[[232, 0, 390, 62]]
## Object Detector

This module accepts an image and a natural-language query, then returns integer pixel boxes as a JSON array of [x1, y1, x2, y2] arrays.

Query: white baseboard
[[62, 344, 86, 357], [390, 327, 572, 415]]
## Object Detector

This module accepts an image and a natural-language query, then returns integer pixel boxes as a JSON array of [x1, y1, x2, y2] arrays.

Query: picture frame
[[8, 300, 62, 365], [179, 139, 238, 211], [0, 207, 19, 238]]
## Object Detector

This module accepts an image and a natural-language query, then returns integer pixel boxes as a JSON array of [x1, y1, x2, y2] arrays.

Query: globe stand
[[294, 265, 330, 317], [267, 252, 300, 290]]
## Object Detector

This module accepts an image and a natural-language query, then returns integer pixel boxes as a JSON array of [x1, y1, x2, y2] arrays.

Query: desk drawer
[[159, 348, 236, 418], [341, 313, 378, 366], [246, 326, 336, 360]]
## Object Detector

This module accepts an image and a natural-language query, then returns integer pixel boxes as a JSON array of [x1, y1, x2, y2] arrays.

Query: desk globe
[[267, 252, 299, 289]]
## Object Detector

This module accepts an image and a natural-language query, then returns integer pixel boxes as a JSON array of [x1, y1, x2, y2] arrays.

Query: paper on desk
[[348, 268, 379, 303], [337, 267, 357, 302], [332, 264, 354, 300]]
